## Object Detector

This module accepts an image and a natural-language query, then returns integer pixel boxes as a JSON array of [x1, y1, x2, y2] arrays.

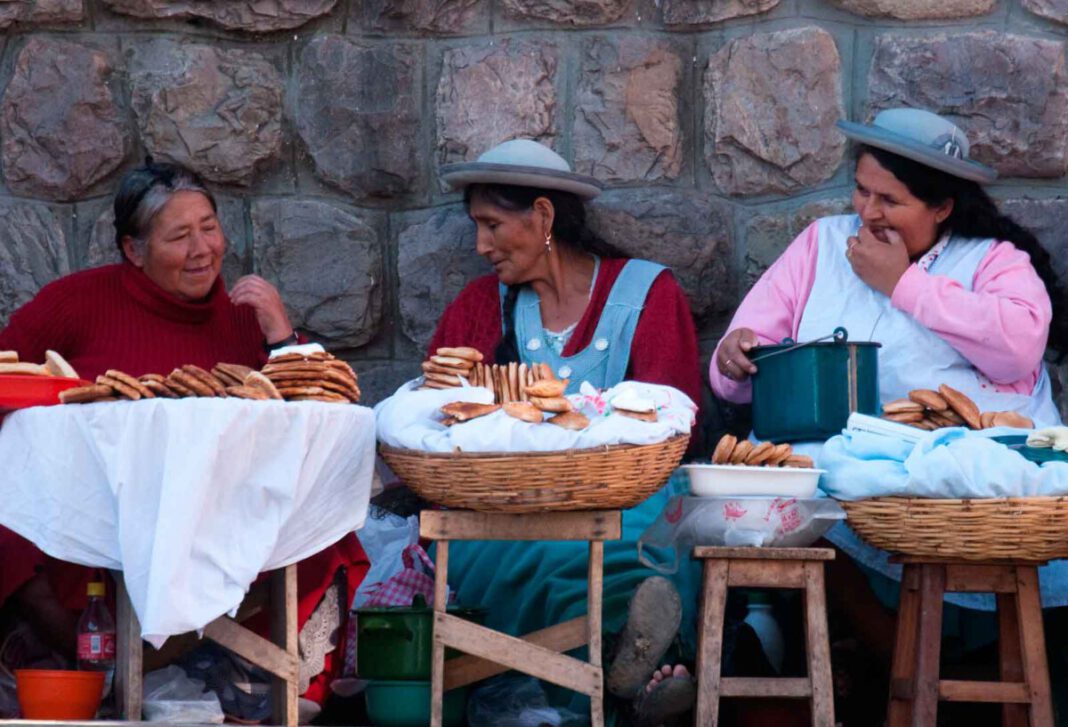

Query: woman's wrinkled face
[[852, 152, 953, 258], [125, 191, 225, 301], [468, 194, 546, 286]]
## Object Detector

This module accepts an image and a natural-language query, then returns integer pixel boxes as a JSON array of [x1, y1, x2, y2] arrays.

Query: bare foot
[[645, 663, 690, 693]]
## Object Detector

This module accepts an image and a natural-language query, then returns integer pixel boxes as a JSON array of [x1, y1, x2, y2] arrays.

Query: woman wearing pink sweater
[[711, 108, 1064, 426]]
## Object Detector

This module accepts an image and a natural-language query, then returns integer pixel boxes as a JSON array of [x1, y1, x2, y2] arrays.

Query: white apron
[[796, 215, 1060, 427]]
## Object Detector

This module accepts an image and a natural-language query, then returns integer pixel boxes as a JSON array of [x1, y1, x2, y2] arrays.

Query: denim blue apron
[[444, 259, 702, 718]]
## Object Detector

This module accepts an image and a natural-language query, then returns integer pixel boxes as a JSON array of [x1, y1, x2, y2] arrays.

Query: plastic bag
[[361, 543, 438, 607], [352, 505, 420, 609], [143, 665, 224, 723], [467, 674, 583, 727], [638, 496, 846, 574]]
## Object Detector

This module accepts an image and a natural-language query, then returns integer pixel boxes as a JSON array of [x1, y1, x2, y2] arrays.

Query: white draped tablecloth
[[0, 398, 375, 646]]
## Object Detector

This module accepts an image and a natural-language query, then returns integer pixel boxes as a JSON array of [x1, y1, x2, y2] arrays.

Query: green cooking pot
[[356, 596, 486, 680], [750, 327, 880, 443], [365, 680, 467, 727]]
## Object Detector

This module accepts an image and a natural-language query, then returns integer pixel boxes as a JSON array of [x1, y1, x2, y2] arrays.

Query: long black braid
[[464, 184, 625, 365], [859, 145, 1068, 354]]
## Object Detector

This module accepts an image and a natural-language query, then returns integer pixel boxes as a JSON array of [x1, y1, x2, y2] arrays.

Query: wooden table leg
[[588, 540, 605, 727], [431, 540, 449, 727], [1015, 566, 1054, 727], [911, 564, 946, 727], [804, 562, 835, 727], [113, 572, 142, 721], [997, 592, 1028, 727], [888, 565, 921, 727], [694, 560, 729, 726], [270, 565, 298, 727]]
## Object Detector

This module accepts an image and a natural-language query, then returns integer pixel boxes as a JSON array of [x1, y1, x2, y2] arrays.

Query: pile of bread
[[711, 434, 815, 469], [61, 364, 284, 404], [260, 351, 360, 403], [0, 350, 79, 378], [439, 373, 591, 430], [881, 384, 1033, 431]]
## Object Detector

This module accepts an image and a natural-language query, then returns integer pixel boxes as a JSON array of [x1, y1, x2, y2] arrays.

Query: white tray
[[683, 463, 824, 498]]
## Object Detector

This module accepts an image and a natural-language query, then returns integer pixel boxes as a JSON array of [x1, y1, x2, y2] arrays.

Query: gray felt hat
[[440, 139, 603, 199], [837, 108, 997, 184]]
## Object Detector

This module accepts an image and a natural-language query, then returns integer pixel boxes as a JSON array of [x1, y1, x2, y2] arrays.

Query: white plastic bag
[[142, 665, 223, 723], [638, 496, 846, 574], [352, 505, 420, 609]]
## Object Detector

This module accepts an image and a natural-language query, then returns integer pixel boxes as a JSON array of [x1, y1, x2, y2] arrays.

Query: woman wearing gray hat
[[430, 139, 704, 724]]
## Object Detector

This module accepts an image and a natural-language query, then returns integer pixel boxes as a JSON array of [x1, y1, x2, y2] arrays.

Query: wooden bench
[[693, 546, 836, 727], [420, 510, 622, 727], [887, 557, 1053, 727], [113, 565, 300, 726]]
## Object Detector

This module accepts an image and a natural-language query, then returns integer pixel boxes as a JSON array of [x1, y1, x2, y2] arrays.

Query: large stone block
[[587, 189, 734, 325], [1000, 197, 1068, 283], [363, 0, 485, 34], [498, 0, 631, 25], [0, 0, 82, 28], [704, 27, 845, 196], [436, 40, 559, 174], [1, 38, 129, 201], [352, 359, 423, 405], [396, 205, 486, 351], [82, 197, 248, 287], [868, 32, 1068, 179], [573, 36, 684, 184], [743, 199, 852, 288], [0, 200, 70, 325], [251, 199, 383, 347], [101, 0, 335, 31], [661, 0, 779, 26], [129, 40, 284, 186], [1022, 0, 1068, 24], [825, 0, 994, 18], [294, 36, 421, 200]]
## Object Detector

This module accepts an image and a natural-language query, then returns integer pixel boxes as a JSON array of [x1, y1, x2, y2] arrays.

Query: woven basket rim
[[378, 433, 690, 461], [842, 495, 1068, 505]]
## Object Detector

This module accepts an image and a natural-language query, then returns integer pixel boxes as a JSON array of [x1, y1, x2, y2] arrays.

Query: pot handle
[[751, 327, 849, 364], [359, 618, 415, 641]]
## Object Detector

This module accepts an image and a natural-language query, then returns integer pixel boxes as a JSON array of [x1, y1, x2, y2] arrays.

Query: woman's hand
[[716, 328, 760, 381], [847, 226, 911, 297], [230, 275, 294, 344]]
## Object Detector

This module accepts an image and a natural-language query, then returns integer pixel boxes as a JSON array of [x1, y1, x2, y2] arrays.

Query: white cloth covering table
[[0, 397, 375, 722]]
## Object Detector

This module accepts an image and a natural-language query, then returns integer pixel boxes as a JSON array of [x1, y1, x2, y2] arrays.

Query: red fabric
[[427, 257, 703, 411], [0, 263, 367, 702]]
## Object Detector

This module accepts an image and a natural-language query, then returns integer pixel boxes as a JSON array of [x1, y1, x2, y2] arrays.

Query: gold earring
[[544, 232, 552, 255]]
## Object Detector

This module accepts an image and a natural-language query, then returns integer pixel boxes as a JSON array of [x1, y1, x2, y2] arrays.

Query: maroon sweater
[[0, 263, 268, 380], [428, 257, 703, 410]]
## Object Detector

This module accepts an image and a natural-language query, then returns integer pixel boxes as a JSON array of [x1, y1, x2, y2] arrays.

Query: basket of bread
[[379, 346, 690, 512], [841, 382, 1068, 561]]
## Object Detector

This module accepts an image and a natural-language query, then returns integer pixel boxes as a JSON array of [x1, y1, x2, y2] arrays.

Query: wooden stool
[[887, 557, 1053, 727], [113, 565, 300, 726], [693, 546, 836, 727], [420, 510, 621, 727]]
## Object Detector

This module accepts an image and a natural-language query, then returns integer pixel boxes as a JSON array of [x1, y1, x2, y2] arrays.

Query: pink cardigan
[[711, 222, 1053, 403]]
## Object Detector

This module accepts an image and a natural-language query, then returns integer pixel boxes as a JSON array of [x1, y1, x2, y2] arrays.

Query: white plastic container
[[744, 592, 784, 674], [683, 464, 824, 498]]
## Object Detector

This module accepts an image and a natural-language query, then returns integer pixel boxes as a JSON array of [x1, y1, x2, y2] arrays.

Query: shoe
[[605, 576, 682, 699]]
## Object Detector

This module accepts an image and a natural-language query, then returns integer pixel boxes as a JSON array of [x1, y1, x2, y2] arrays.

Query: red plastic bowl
[[0, 374, 89, 413], [16, 669, 105, 719]]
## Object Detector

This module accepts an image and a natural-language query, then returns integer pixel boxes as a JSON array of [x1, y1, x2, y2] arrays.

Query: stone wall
[[3, 0, 1068, 434]]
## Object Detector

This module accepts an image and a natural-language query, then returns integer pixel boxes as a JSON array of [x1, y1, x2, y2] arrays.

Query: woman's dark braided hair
[[859, 144, 1068, 353], [464, 183, 626, 365]]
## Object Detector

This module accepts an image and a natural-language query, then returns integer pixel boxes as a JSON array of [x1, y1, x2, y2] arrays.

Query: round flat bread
[[938, 384, 981, 430], [525, 379, 567, 398], [991, 411, 1034, 429], [269, 352, 332, 364], [528, 396, 572, 413], [243, 371, 283, 400], [503, 401, 543, 423], [909, 389, 948, 412], [182, 365, 227, 397], [226, 385, 270, 401], [168, 370, 214, 397], [435, 347, 483, 362], [142, 379, 179, 399], [548, 411, 590, 430], [882, 398, 924, 414], [884, 411, 924, 424], [424, 371, 464, 386], [97, 375, 143, 401], [60, 384, 114, 404], [421, 360, 470, 377], [429, 355, 473, 369], [767, 443, 793, 467], [616, 408, 657, 423], [712, 434, 737, 465], [139, 373, 166, 383], [105, 369, 154, 399], [729, 440, 754, 465], [745, 441, 775, 466], [783, 454, 815, 469]]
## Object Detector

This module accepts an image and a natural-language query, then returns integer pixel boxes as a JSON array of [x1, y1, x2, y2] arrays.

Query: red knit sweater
[[428, 257, 703, 410], [0, 263, 268, 380]]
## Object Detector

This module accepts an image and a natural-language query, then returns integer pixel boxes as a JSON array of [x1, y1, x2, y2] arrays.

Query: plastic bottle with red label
[[76, 581, 115, 697]]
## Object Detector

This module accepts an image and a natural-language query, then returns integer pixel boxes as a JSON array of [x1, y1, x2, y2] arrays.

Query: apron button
[[559, 365, 572, 379], [526, 338, 541, 351], [594, 338, 609, 351]]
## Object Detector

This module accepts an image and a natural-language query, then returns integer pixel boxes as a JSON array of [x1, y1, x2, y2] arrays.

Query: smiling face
[[852, 152, 954, 258], [468, 191, 552, 286], [123, 190, 225, 301]]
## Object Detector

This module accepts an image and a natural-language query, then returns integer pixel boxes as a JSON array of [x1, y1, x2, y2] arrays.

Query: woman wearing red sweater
[[430, 140, 702, 725], [0, 160, 367, 715]]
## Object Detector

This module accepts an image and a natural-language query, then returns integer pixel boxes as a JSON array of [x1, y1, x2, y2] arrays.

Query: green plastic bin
[[750, 328, 880, 443]]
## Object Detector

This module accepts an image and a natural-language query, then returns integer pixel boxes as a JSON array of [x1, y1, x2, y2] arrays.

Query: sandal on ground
[[634, 675, 695, 727], [605, 576, 682, 699]]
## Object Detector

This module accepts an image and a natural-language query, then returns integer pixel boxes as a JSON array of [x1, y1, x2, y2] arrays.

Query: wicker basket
[[379, 434, 689, 513], [841, 496, 1068, 561]]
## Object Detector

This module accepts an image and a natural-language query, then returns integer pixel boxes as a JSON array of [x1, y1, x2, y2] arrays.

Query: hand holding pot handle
[[718, 328, 760, 380]]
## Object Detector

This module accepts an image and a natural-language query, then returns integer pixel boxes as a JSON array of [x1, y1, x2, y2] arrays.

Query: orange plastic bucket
[[15, 669, 105, 719]]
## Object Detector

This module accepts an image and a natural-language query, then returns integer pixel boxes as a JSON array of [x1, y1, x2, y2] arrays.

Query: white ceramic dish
[[683, 463, 825, 498]]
